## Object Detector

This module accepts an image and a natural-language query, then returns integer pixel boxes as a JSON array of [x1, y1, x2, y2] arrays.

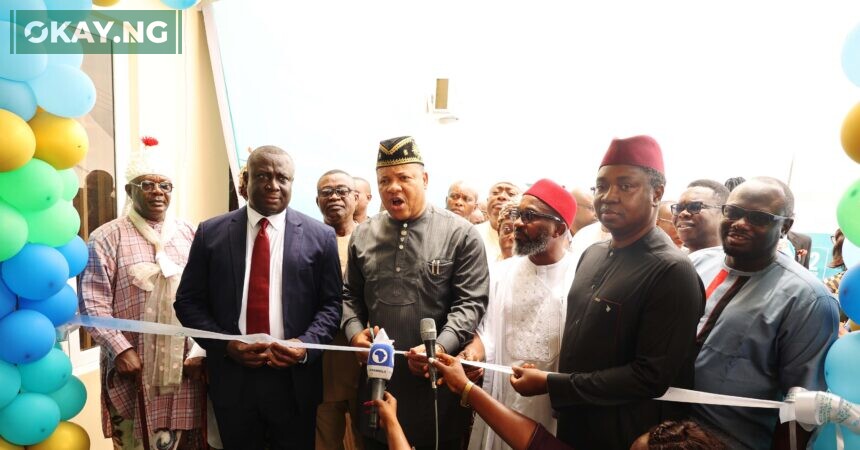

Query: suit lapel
[[229, 207, 248, 319], [281, 208, 303, 334]]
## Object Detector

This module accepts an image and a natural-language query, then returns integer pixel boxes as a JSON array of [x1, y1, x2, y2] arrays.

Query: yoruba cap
[[600, 135, 664, 174], [523, 178, 577, 228], [377, 136, 423, 168]]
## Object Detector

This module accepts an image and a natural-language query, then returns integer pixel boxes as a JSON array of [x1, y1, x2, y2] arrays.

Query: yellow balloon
[[93, 0, 121, 6], [850, 319, 860, 332], [28, 109, 89, 170], [0, 437, 24, 450], [26, 422, 90, 450], [841, 102, 860, 164], [0, 109, 36, 172]]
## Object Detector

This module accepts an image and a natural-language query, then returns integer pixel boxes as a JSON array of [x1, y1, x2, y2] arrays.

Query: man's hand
[[405, 343, 444, 378], [458, 338, 485, 382], [183, 356, 206, 381], [268, 339, 307, 368], [114, 348, 142, 379], [226, 340, 269, 368], [510, 364, 549, 397], [349, 326, 379, 364]]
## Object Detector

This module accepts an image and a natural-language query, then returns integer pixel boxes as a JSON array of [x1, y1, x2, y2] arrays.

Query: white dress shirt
[[240, 207, 287, 339]]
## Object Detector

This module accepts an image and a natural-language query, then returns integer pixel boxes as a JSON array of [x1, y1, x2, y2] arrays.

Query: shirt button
[[403, 223, 408, 228], [395, 267, 401, 272], [398, 245, 404, 250], [400, 237, 405, 242], [401, 230, 407, 236]]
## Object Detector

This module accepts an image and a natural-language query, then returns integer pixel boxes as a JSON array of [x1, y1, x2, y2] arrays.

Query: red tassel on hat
[[141, 136, 159, 147]]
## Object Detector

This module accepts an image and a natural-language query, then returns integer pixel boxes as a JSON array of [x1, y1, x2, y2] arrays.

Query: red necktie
[[246, 218, 270, 334]]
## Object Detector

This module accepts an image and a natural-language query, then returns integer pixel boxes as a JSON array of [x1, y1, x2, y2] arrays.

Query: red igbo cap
[[600, 135, 664, 174], [524, 179, 577, 228]]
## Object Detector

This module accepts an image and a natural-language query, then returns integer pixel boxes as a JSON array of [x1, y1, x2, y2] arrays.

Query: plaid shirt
[[78, 216, 203, 439]]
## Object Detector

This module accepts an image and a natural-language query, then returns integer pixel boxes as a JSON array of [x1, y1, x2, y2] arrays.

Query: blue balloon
[[811, 423, 860, 450], [843, 23, 860, 88], [47, 375, 86, 420], [0, 392, 60, 446], [0, 360, 20, 410], [19, 285, 77, 327], [27, 64, 96, 118], [824, 331, 860, 403], [1, 244, 69, 300], [17, 348, 71, 394], [47, 51, 84, 69], [841, 265, 860, 323], [160, 0, 198, 9], [0, 77, 37, 120], [0, 21, 48, 82], [0, 277, 15, 321], [0, 310, 56, 364], [0, 0, 47, 24], [55, 236, 87, 277], [44, 0, 92, 22]]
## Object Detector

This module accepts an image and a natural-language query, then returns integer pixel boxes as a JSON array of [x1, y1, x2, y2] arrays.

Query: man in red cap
[[463, 179, 577, 450], [510, 136, 705, 450]]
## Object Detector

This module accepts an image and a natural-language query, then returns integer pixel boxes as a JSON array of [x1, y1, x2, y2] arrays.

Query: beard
[[514, 229, 551, 256]]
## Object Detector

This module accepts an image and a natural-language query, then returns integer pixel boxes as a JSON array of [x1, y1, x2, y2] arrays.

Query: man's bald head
[[569, 187, 596, 235]]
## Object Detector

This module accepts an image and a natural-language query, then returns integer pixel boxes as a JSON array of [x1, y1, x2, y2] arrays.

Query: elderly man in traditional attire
[[79, 137, 204, 449]]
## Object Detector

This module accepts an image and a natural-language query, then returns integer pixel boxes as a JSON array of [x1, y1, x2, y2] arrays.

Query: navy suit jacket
[[174, 206, 342, 413]]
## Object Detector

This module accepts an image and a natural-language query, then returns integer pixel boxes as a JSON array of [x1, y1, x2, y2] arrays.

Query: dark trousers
[[364, 436, 463, 450], [212, 366, 313, 450]]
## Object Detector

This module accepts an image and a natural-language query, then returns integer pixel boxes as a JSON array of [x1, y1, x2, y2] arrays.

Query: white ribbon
[[67, 313, 860, 446]]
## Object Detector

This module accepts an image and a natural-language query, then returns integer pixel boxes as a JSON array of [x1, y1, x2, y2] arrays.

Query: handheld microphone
[[420, 318, 438, 390], [367, 338, 394, 429]]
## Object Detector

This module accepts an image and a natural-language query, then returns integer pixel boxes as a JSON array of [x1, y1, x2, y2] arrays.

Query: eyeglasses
[[671, 201, 721, 216], [590, 182, 639, 196], [721, 204, 790, 227], [508, 208, 563, 224], [130, 181, 173, 193], [317, 186, 353, 198]]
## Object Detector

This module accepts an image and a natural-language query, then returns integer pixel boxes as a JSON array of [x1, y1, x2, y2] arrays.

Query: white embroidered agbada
[[469, 253, 577, 450]]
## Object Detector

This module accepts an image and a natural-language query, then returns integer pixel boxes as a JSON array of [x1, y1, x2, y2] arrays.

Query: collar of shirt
[[247, 206, 287, 231]]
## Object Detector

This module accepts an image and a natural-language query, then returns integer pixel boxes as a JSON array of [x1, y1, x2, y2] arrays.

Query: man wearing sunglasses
[[672, 179, 729, 256], [690, 177, 839, 450], [466, 178, 577, 450], [509, 136, 704, 450]]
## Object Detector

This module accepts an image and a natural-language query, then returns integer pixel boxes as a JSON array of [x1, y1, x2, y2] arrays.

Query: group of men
[[79, 133, 840, 450]]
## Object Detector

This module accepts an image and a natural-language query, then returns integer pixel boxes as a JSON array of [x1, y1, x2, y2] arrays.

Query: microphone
[[420, 318, 438, 390], [367, 336, 394, 429]]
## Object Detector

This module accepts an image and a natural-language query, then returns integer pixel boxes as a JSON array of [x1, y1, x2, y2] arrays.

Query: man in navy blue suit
[[175, 145, 343, 449]]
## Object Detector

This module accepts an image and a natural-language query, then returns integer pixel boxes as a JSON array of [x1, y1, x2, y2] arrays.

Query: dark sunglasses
[[130, 180, 173, 193], [508, 208, 563, 224], [671, 201, 721, 216], [721, 204, 790, 227], [317, 186, 353, 198]]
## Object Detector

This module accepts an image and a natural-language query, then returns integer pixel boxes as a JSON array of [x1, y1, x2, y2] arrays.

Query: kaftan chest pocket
[[579, 297, 622, 356], [424, 259, 453, 281]]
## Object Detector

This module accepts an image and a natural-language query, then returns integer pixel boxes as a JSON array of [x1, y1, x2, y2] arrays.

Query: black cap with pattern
[[377, 136, 423, 168]]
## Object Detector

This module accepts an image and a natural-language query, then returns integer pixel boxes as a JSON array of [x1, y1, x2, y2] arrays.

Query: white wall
[[208, 0, 860, 233]]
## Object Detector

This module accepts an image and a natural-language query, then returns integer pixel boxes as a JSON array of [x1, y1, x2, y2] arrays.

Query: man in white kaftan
[[467, 179, 577, 450]]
